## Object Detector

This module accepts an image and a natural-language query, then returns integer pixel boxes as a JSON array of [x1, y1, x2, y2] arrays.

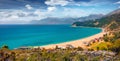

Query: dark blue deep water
[[0, 25, 102, 49]]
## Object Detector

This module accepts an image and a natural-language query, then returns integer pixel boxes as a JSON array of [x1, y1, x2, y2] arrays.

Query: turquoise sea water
[[0, 25, 101, 49]]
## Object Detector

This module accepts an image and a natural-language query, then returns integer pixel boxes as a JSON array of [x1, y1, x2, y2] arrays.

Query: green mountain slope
[[72, 9, 120, 31]]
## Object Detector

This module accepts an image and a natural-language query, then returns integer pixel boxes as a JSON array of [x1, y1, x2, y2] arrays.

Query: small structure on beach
[[66, 44, 74, 49], [15, 46, 32, 50]]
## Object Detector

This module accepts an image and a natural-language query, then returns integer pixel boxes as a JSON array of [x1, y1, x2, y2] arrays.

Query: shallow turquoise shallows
[[0, 25, 102, 49]]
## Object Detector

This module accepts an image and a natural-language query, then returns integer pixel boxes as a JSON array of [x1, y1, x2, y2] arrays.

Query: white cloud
[[9, 15, 19, 19], [34, 9, 41, 15], [114, 1, 120, 8], [55, 7, 105, 18], [68, 0, 112, 7], [44, 0, 111, 8], [0, 7, 101, 24], [61, 8, 87, 17], [25, 4, 33, 10], [0, 10, 48, 24], [45, 0, 90, 7], [45, 0, 69, 6], [118, 6, 120, 8], [47, 6, 56, 12], [115, 1, 120, 4], [34, 9, 48, 18], [0, 2, 58, 24]]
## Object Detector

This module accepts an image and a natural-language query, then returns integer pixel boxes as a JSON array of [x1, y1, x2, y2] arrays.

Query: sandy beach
[[34, 28, 106, 49]]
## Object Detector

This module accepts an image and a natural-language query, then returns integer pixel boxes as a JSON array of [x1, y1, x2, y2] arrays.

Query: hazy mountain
[[30, 14, 104, 24], [107, 8, 120, 16], [77, 14, 104, 21], [30, 17, 79, 24]]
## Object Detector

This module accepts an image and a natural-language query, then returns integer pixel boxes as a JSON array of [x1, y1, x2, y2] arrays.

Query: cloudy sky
[[0, 0, 120, 24]]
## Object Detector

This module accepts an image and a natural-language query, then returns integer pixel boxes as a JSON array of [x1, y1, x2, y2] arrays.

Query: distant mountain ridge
[[72, 9, 120, 31], [31, 17, 78, 24], [30, 14, 104, 24], [78, 14, 104, 21]]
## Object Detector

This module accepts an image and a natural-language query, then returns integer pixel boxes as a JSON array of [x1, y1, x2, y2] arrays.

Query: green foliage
[[103, 35, 109, 42], [77, 46, 84, 51], [109, 23, 118, 30], [110, 39, 120, 53], [73, 55, 88, 61], [92, 56, 100, 61], [113, 31, 120, 40], [90, 42, 111, 51], [96, 47, 99, 51], [2, 45, 9, 49]]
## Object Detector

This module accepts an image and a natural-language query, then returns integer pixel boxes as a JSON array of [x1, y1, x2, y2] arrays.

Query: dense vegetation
[[0, 44, 120, 61], [104, 31, 120, 53]]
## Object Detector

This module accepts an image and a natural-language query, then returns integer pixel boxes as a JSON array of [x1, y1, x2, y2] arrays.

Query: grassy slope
[[90, 42, 112, 50]]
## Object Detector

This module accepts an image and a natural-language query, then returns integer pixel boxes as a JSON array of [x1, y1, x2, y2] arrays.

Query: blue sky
[[0, 0, 120, 24]]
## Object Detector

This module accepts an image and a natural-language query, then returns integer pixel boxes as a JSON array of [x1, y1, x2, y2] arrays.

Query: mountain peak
[[107, 8, 120, 16]]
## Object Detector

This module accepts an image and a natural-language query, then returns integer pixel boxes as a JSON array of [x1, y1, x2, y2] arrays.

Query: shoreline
[[34, 28, 106, 49]]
